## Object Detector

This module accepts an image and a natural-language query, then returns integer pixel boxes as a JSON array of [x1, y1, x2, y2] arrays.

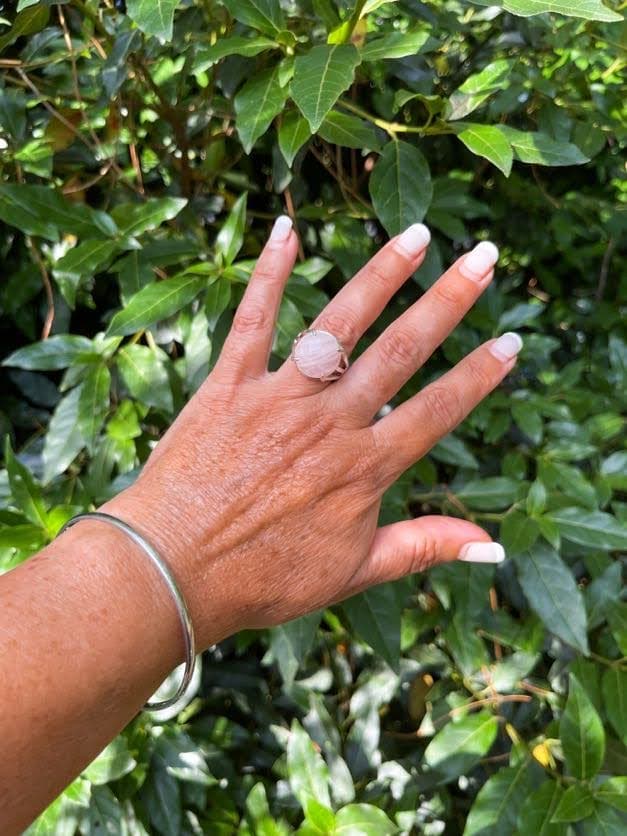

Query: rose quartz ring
[[291, 329, 349, 382]]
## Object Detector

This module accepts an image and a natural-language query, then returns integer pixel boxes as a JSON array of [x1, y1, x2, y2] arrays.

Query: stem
[[339, 0, 367, 44], [338, 99, 456, 139]]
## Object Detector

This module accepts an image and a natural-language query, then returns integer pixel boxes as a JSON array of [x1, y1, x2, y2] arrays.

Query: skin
[[0, 222, 518, 832]]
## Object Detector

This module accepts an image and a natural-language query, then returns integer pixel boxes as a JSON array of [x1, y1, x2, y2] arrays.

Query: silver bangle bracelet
[[58, 511, 196, 712]]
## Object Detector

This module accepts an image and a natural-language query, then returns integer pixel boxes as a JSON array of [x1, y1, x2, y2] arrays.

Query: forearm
[[0, 503, 182, 833]]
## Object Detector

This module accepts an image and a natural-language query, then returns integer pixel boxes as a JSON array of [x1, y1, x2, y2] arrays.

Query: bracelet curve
[[58, 511, 196, 712]]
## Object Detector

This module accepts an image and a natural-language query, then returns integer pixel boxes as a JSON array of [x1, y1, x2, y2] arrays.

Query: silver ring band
[[58, 511, 196, 712]]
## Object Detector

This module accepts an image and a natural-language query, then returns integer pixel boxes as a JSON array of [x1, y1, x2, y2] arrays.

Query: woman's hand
[[108, 217, 521, 650]]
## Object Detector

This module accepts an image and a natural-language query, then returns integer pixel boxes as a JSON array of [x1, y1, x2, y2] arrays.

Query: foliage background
[[0, 0, 625, 833]]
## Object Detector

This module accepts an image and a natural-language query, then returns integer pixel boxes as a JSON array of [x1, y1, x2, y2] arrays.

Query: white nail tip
[[458, 542, 505, 563], [459, 240, 499, 280], [395, 223, 431, 256], [490, 331, 523, 361], [269, 214, 293, 243]]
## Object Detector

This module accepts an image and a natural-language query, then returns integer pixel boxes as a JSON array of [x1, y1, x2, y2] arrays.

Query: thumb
[[349, 516, 504, 591]]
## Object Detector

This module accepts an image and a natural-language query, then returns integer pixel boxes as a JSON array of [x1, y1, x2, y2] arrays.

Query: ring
[[291, 329, 349, 382]]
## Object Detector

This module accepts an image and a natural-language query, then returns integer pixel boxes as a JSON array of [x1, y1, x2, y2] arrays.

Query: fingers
[[337, 241, 499, 418], [276, 223, 431, 393], [348, 516, 503, 591], [373, 333, 523, 484], [216, 216, 299, 379]]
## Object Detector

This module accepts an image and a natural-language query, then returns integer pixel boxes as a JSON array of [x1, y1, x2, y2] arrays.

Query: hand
[[108, 217, 521, 650]]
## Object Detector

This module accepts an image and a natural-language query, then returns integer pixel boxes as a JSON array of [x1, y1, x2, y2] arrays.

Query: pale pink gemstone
[[293, 330, 341, 379]]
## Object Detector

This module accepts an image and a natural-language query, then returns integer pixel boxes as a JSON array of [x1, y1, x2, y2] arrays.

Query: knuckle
[[233, 302, 268, 333], [252, 263, 278, 284], [431, 280, 462, 312], [409, 536, 440, 573], [364, 260, 391, 288], [378, 327, 416, 367], [465, 355, 493, 392], [422, 384, 463, 428], [317, 309, 358, 348]]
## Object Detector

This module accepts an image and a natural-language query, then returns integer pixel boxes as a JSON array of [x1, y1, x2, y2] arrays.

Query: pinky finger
[[373, 332, 523, 484]]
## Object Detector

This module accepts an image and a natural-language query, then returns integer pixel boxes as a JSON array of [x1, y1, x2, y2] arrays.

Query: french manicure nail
[[458, 542, 505, 563], [269, 214, 293, 244], [490, 331, 523, 361], [394, 223, 431, 257], [459, 241, 499, 282]]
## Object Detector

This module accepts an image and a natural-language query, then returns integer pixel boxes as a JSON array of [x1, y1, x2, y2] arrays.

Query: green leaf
[[222, 0, 285, 37], [463, 761, 535, 835], [423, 711, 498, 782], [497, 126, 589, 166], [43, 387, 85, 484], [269, 611, 321, 687], [107, 275, 205, 337], [512, 401, 543, 444], [216, 193, 247, 266], [4, 438, 47, 530], [369, 140, 433, 236], [456, 477, 519, 510], [457, 124, 513, 176], [291, 44, 361, 133], [430, 432, 479, 468], [335, 803, 397, 834], [278, 110, 312, 166], [318, 111, 381, 150], [586, 561, 622, 628], [126, 0, 179, 40], [447, 59, 512, 121], [514, 543, 588, 654], [117, 344, 173, 413], [343, 583, 401, 669], [503, 0, 622, 23], [582, 802, 626, 835], [602, 668, 626, 741], [545, 507, 627, 551], [551, 783, 595, 821], [235, 65, 289, 153], [0, 184, 116, 241], [78, 364, 111, 452], [204, 276, 232, 328], [53, 240, 119, 308], [560, 674, 605, 780], [194, 35, 277, 72], [595, 777, 627, 813], [84, 736, 137, 786], [84, 786, 126, 835], [0, 3, 49, 52], [360, 28, 430, 62], [287, 720, 331, 809], [517, 781, 567, 835], [3, 335, 95, 370], [111, 197, 187, 237]]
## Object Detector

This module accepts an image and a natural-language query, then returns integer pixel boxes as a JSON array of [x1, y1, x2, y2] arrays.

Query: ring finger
[[276, 223, 431, 393]]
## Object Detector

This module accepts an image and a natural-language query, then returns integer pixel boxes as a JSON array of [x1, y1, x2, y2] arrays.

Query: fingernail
[[394, 223, 431, 257], [459, 241, 499, 282], [458, 542, 505, 563], [269, 214, 293, 244], [490, 332, 523, 361]]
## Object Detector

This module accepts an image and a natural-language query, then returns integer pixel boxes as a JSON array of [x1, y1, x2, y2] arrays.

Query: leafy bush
[[1, 0, 625, 833]]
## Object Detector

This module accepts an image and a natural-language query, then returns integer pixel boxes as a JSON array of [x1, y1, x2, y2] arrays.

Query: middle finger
[[335, 241, 499, 419]]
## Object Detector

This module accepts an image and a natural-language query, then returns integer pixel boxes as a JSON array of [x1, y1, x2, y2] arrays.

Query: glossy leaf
[[423, 711, 498, 781], [447, 59, 512, 120], [83, 737, 137, 786], [107, 275, 205, 337], [602, 668, 626, 741], [53, 240, 119, 308], [343, 583, 401, 669], [222, 0, 285, 36], [514, 544, 589, 653], [335, 803, 397, 834], [457, 124, 513, 176], [504, 0, 621, 22], [194, 35, 277, 72], [126, 0, 179, 40], [551, 783, 595, 821], [111, 197, 187, 237], [278, 110, 312, 165], [360, 29, 430, 62], [78, 364, 111, 452], [497, 126, 589, 166], [287, 720, 331, 809], [216, 193, 247, 266], [42, 387, 84, 484], [560, 674, 605, 780], [545, 507, 627, 551], [3, 335, 95, 371], [464, 761, 535, 835], [235, 66, 289, 153], [117, 345, 173, 413], [269, 611, 322, 687], [318, 111, 381, 150], [517, 781, 566, 835], [369, 140, 433, 235], [291, 44, 361, 133], [595, 777, 627, 813]]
